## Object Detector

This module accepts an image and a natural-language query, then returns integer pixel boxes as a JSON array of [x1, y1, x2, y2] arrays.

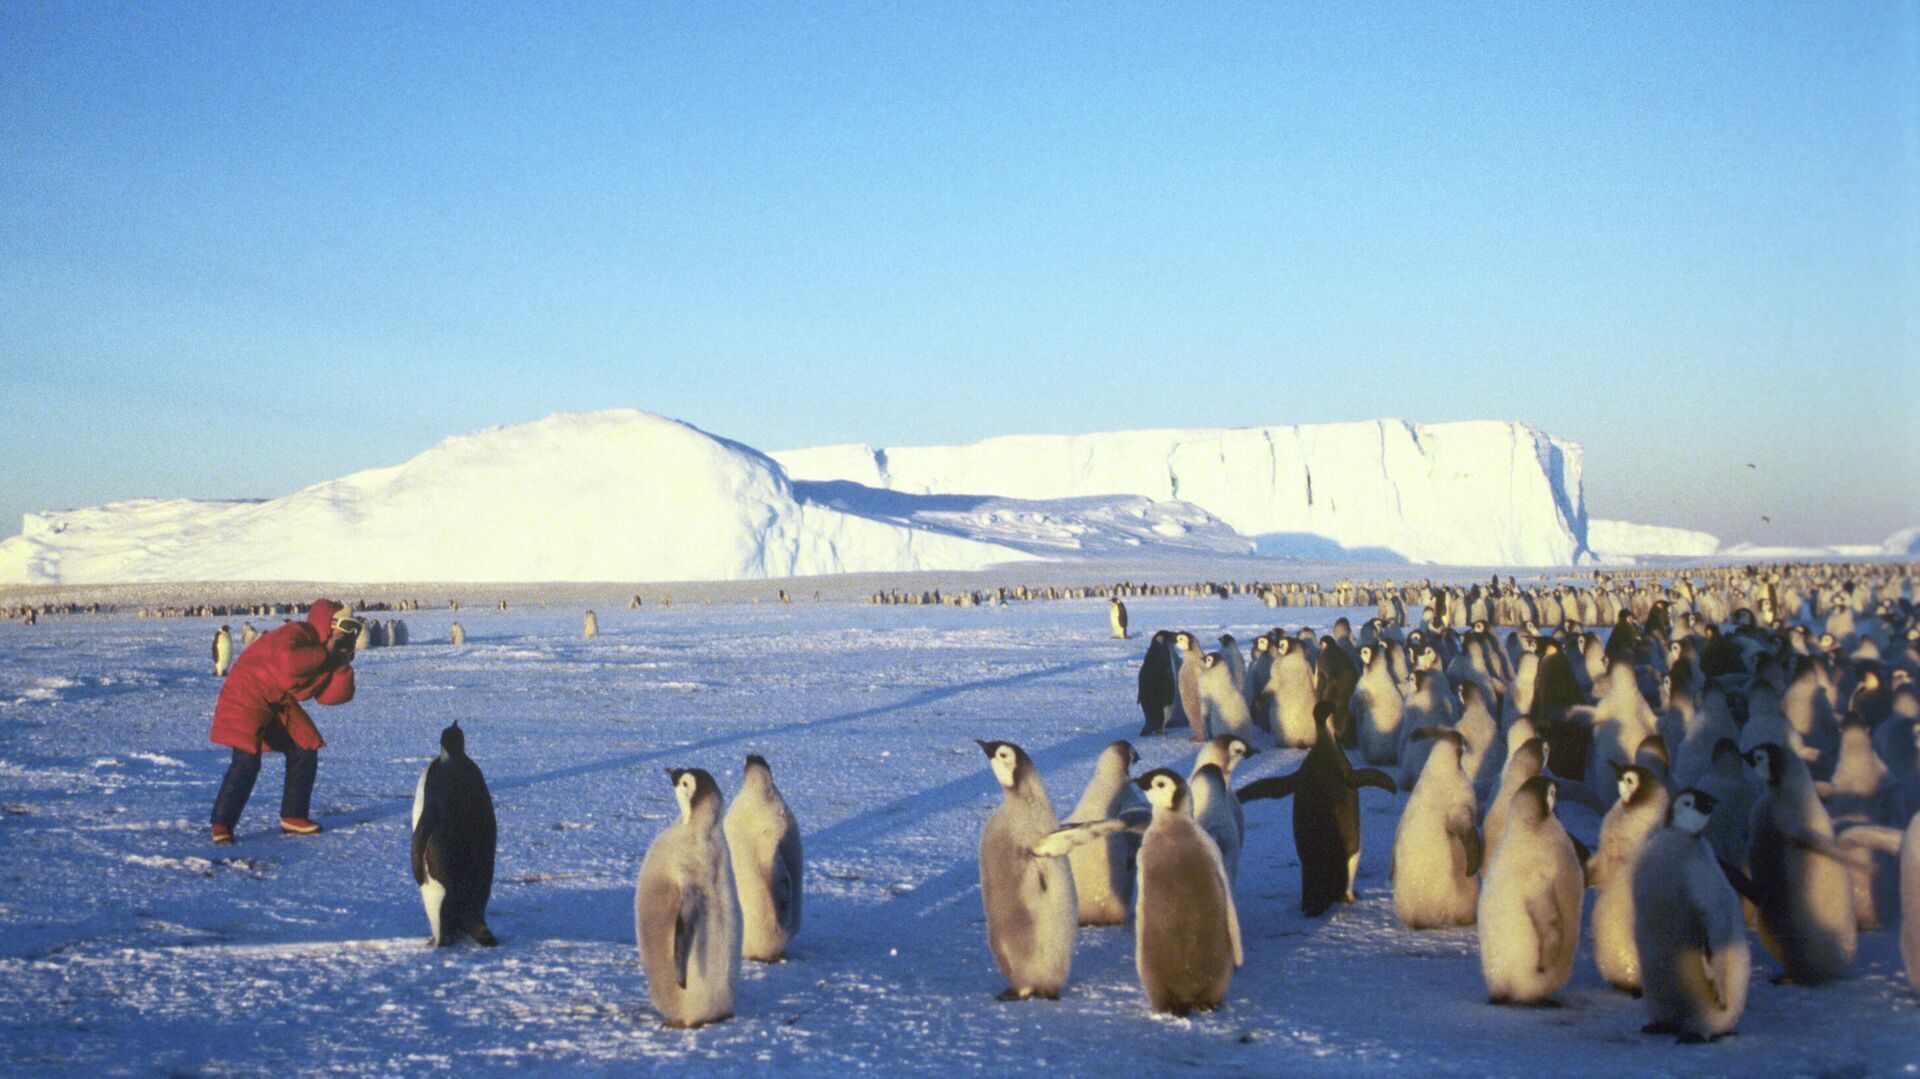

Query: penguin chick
[[724, 754, 803, 962], [1479, 776, 1584, 1005], [1392, 727, 1482, 929], [1133, 769, 1241, 1015], [1633, 789, 1750, 1043], [1589, 763, 1671, 995], [636, 768, 742, 1028], [1063, 740, 1145, 926], [976, 740, 1077, 1000]]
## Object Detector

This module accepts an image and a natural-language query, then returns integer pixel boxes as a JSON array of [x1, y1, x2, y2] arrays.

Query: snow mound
[[0, 411, 1039, 584], [1882, 525, 1920, 557], [1587, 518, 1720, 562], [776, 419, 1589, 565]]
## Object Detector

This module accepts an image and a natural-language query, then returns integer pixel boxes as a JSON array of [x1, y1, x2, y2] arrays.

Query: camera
[[332, 617, 363, 638]]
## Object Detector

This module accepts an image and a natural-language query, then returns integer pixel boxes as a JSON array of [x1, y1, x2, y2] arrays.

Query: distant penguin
[[449, 622, 467, 645], [1633, 788, 1750, 1042], [212, 625, 233, 677], [1064, 741, 1145, 926], [239, 621, 260, 648], [583, 610, 598, 639], [1238, 702, 1398, 915], [1190, 763, 1242, 886], [1352, 643, 1407, 765], [355, 619, 375, 651], [1392, 727, 1482, 929], [390, 618, 408, 646], [1589, 764, 1671, 994], [1740, 743, 1857, 984], [636, 768, 742, 1028], [976, 740, 1076, 1000], [1110, 598, 1130, 640], [411, 721, 498, 947], [1479, 776, 1584, 1005], [1136, 631, 1177, 736], [1133, 768, 1242, 1015], [723, 754, 803, 962]]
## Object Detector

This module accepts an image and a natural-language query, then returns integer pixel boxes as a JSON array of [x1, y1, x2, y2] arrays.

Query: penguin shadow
[[312, 658, 1112, 833]]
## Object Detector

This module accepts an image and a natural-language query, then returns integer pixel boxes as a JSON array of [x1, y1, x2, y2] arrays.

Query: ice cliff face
[[1587, 519, 1721, 562], [776, 420, 1590, 566], [0, 411, 1042, 584]]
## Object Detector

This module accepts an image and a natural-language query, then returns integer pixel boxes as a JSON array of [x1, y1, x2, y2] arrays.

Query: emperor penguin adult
[[1478, 776, 1584, 1005], [1063, 741, 1145, 925], [1740, 742, 1857, 984], [976, 740, 1077, 1000], [583, 610, 599, 638], [212, 625, 233, 677], [1315, 636, 1360, 747], [239, 621, 260, 649], [636, 768, 742, 1028], [449, 622, 467, 645], [1110, 598, 1130, 640], [1239, 702, 1398, 915], [1392, 727, 1482, 929], [1136, 631, 1177, 736], [1133, 768, 1242, 1015], [411, 720, 498, 947], [1633, 789, 1751, 1042], [1589, 763, 1671, 994], [723, 754, 803, 961]]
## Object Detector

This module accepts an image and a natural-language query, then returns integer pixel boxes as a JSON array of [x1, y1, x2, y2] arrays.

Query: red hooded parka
[[209, 599, 356, 753]]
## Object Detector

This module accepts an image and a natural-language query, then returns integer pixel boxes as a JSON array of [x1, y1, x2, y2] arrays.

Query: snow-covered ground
[[1, 591, 1915, 1075]]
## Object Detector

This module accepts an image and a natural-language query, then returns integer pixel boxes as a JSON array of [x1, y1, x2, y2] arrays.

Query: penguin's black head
[[439, 721, 465, 755], [1252, 635, 1272, 655], [1743, 743, 1787, 786], [1514, 775, 1558, 823], [975, 740, 1031, 790], [1319, 635, 1337, 650], [1610, 763, 1659, 807], [1135, 767, 1189, 812], [744, 753, 772, 776], [1667, 788, 1717, 833], [1108, 740, 1140, 770], [666, 767, 723, 817]]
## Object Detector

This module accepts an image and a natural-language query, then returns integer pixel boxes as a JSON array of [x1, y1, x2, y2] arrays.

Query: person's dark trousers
[[211, 721, 319, 827]]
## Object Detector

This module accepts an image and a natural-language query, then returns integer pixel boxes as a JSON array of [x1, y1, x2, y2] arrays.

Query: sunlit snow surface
[[1, 597, 1916, 1075]]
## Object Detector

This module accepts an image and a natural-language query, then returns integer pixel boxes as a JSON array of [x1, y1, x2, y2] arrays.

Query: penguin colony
[[63, 559, 1914, 1034]]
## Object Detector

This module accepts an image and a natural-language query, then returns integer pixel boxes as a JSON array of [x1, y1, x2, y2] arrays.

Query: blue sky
[[3, 2, 1914, 549]]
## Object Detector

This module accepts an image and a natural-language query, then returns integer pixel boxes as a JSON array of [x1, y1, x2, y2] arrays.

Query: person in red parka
[[209, 598, 360, 843]]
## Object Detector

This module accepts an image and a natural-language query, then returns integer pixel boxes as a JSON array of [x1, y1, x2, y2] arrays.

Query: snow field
[[0, 596, 1916, 1075]]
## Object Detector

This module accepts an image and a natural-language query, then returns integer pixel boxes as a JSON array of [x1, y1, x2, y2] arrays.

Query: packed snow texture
[[0, 411, 1252, 586], [776, 420, 1590, 566], [1586, 518, 1721, 562], [1, 594, 1915, 1075]]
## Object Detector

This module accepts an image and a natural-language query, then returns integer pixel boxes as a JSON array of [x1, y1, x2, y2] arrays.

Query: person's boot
[[211, 824, 234, 845], [279, 817, 324, 835]]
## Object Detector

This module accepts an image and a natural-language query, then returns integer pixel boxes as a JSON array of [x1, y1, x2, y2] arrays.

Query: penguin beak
[[1134, 776, 1153, 791], [973, 739, 994, 757]]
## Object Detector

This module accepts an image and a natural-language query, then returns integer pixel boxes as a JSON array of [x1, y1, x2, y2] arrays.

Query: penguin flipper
[[1781, 825, 1849, 863], [1349, 768, 1399, 795], [1237, 773, 1300, 804], [1837, 824, 1903, 856], [773, 832, 803, 929], [673, 889, 703, 990], [1217, 857, 1243, 967], [1033, 818, 1130, 857], [1715, 859, 1765, 904], [1447, 807, 1483, 877], [1524, 890, 1564, 973]]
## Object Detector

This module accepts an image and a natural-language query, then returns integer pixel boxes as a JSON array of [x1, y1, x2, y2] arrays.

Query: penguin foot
[[995, 988, 1027, 1002], [470, 926, 498, 947], [1641, 1021, 1680, 1036]]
